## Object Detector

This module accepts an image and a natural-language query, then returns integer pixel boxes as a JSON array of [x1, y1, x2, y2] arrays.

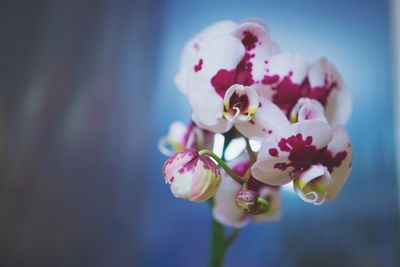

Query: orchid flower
[[162, 149, 222, 202], [251, 101, 352, 204], [260, 53, 352, 126], [158, 121, 214, 156], [163, 18, 353, 266], [180, 20, 288, 139], [213, 153, 280, 228]]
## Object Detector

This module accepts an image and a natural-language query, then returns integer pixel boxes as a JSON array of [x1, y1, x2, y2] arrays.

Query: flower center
[[222, 85, 259, 122]]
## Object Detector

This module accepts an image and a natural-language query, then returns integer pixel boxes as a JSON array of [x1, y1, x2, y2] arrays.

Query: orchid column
[[160, 19, 352, 267]]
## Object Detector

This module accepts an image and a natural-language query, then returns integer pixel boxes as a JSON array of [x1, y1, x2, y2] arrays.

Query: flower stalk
[[199, 150, 245, 185]]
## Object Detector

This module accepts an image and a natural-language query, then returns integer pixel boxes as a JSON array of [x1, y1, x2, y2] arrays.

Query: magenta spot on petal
[[242, 31, 258, 51], [211, 53, 255, 98], [268, 130, 272, 134], [272, 134, 348, 174], [174, 149, 199, 174], [269, 148, 278, 157], [261, 73, 339, 115], [319, 149, 348, 173], [273, 134, 319, 173], [261, 74, 279, 85], [264, 60, 268, 64], [194, 59, 203, 72]]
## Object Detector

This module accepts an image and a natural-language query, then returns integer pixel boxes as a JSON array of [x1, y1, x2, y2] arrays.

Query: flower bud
[[235, 188, 271, 215], [162, 149, 221, 202], [235, 189, 259, 214]]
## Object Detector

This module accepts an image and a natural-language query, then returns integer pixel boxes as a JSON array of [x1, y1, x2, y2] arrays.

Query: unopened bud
[[235, 189, 271, 215], [235, 189, 259, 214], [162, 149, 221, 202]]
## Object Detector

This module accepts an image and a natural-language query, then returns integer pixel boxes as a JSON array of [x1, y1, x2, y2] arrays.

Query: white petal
[[291, 98, 328, 123], [188, 35, 245, 126], [251, 120, 333, 185], [293, 164, 333, 205], [235, 98, 290, 140], [308, 57, 351, 126], [168, 121, 187, 143], [324, 126, 352, 200], [192, 114, 232, 133], [170, 168, 194, 199], [175, 20, 238, 94], [325, 88, 352, 127]]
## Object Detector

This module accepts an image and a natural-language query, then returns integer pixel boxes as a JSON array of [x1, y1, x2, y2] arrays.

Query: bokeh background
[[0, 0, 399, 266]]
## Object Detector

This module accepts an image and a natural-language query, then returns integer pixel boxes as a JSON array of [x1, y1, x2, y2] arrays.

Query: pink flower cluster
[[160, 20, 352, 228]]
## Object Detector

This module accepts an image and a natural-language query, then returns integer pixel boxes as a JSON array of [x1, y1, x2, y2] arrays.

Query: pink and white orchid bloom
[[158, 121, 214, 156], [251, 102, 352, 204], [182, 21, 286, 139], [213, 154, 280, 228], [260, 53, 352, 126], [163, 149, 222, 202]]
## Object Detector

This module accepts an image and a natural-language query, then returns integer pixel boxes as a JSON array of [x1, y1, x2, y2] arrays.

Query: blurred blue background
[[0, 0, 399, 266]]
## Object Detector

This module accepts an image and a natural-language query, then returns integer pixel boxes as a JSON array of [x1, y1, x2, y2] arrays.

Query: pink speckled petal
[[175, 20, 238, 94], [188, 35, 245, 127], [265, 53, 308, 84], [162, 149, 198, 184], [251, 120, 333, 186], [232, 21, 281, 82], [258, 53, 309, 107]]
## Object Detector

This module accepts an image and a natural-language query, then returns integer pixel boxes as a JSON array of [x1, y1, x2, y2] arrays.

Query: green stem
[[208, 200, 240, 267], [199, 150, 245, 185], [209, 212, 227, 267], [245, 138, 256, 163], [207, 132, 242, 267]]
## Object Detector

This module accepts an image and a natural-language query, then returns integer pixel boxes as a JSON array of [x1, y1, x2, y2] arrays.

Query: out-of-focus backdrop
[[0, 0, 399, 266]]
